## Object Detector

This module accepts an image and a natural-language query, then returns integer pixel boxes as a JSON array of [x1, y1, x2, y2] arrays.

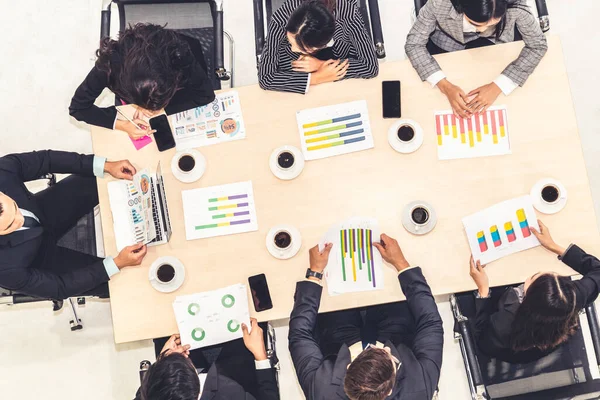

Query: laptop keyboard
[[150, 180, 163, 243]]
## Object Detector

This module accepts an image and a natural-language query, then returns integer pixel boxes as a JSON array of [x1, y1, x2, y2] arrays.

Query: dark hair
[[286, 0, 336, 53], [450, 0, 529, 40], [344, 348, 396, 400], [0, 202, 3, 217], [96, 23, 194, 111], [510, 273, 579, 352], [140, 352, 200, 400]]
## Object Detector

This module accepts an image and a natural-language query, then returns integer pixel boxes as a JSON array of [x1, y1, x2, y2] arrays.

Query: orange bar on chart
[[443, 114, 449, 135], [435, 115, 442, 146], [452, 115, 458, 138], [483, 111, 489, 134], [499, 109, 506, 137]]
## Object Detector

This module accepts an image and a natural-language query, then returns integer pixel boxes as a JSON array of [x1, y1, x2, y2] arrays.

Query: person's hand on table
[[469, 256, 489, 298], [311, 59, 349, 85], [437, 78, 471, 118], [104, 160, 136, 180], [114, 243, 147, 270], [242, 318, 268, 361], [373, 233, 410, 272], [292, 55, 325, 73], [160, 334, 191, 358], [466, 82, 502, 114], [309, 243, 333, 277], [531, 220, 566, 256], [115, 119, 155, 140]]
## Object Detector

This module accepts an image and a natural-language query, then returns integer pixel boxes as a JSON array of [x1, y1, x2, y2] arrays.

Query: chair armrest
[[535, 0, 550, 32], [101, 8, 112, 40], [414, 0, 427, 15], [139, 360, 151, 384], [213, 8, 226, 79], [457, 319, 484, 387], [586, 303, 600, 367], [253, 0, 265, 66], [366, 0, 385, 58]]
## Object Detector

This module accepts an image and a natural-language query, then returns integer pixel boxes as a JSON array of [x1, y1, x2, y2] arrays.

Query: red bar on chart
[[436, 115, 442, 146], [477, 231, 488, 252], [465, 116, 471, 145], [475, 113, 482, 136], [483, 111, 489, 134], [459, 116, 465, 139], [443, 114, 450, 135], [490, 110, 497, 136], [491, 110, 498, 144], [499, 110, 506, 137], [452, 115, 458, 138]]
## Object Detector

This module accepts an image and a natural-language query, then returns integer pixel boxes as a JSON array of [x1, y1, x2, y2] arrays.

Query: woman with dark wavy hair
[[469, 220, 600, 363], [69, 23, 215, 139]]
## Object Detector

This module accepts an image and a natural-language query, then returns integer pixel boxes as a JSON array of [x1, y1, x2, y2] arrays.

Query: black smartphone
[[149, 115, 176, 152], [382, 80, 401, 118], [248, 273, 273, 312]]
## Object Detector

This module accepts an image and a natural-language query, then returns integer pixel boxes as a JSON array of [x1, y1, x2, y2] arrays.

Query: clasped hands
[[438, 78, 502, 118]]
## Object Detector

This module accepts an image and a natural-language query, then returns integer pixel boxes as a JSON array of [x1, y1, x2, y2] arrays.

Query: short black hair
[[286, 0, 335, 53], [140, 352, 200, 400], [0, 202, 4, 217], [450, 0, 530, 39]]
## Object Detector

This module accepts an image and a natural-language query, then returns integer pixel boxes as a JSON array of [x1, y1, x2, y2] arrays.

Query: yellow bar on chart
[[493, 134, 499, 144], [461, 132, 467, 144], [437, 135, 443, 146], [452, 123, 457, 137], [468, 131, 474, 148], [500, 127, 506, 137], [477, 132, 482, 142]]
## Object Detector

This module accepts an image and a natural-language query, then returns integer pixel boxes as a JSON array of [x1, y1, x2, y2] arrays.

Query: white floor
[[2, 0, 600, 399]]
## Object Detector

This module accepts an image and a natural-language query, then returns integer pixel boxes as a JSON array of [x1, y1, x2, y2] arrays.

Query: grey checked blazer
[[405, 0, 547, 87]]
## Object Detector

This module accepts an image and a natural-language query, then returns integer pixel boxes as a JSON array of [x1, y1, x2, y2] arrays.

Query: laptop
[[107, 162, 172, 251]]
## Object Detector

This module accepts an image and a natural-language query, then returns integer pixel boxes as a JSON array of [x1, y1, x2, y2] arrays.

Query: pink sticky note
[[130, 135, 153, 150]]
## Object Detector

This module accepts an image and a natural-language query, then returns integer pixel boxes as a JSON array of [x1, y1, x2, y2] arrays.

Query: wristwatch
[[306, 268, 323, 280]]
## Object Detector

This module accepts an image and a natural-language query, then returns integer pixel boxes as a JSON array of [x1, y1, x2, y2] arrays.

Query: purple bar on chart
[[234, 211, 250, 216], [237, 202, 249, 207], [361, 229, 365, 263], [230, 219, 251, 225], [344, 229, 348, 254], [228, 194, 248, 200], [368, 230, 376, 288]]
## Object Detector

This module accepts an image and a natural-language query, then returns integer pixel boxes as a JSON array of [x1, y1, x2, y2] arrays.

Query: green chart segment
[[195, 193, 252, 230], [340, 228, 376, 287]]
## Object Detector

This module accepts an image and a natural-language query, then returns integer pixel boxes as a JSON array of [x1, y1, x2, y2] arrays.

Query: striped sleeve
[[340, 1, 378, 80]]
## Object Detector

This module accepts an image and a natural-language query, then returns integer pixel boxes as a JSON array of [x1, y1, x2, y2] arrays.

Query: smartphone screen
[[149, 115, 176, 152], [382, 80, 401, 119], [248, 274, 273, 312]]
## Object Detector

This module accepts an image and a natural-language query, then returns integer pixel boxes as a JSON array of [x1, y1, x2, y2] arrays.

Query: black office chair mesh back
[[265, 0, 288, 21], [116, 1, 221, 90]]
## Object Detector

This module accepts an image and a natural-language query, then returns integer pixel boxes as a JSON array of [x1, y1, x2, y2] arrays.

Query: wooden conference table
[[93, 35, 600, 344]]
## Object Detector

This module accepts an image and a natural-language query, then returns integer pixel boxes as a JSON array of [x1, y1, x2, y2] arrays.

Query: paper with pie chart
[[170, 91, 246, 150], [173, 284, 251, 350]]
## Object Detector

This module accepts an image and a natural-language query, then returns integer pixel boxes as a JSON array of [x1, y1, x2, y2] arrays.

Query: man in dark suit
[[289, 234, 444, 400], [136, 318, 280, 400], [0, 150, 148, 300]]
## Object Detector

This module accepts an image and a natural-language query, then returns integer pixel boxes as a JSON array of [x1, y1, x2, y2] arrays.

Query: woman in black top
[[258, 0, 378, 94], [469, 220, 600, 364], [69, 23, 215, 139]]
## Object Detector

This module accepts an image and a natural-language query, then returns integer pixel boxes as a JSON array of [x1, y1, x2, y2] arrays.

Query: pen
[[116, 108, 147, 131]]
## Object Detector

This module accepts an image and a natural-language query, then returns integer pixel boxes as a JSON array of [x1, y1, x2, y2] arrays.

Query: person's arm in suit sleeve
[[254, 360, 280, 400], [288, 281, 324, 396], [561, 244, 600, 307], [398, 267, 444, 398], [340, 2, 378, 80], [0, 150, 96, 182], [69, 66, 118, 129]]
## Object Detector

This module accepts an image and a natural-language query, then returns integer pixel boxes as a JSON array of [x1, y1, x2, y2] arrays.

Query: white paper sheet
[[173, 284, 251, 350], [170, 91, 246, 150], [182, 181, 258, 240], [463, 196, 540, 264], [296, 100, 374, 161], [320, 217, 384, 296], [435, 105, 511, 160]]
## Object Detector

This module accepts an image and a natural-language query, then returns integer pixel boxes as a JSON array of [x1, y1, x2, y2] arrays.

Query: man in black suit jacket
[[0, 150, 148, 300], [136, 319, 280, 400], [289, 234, 444, 400]]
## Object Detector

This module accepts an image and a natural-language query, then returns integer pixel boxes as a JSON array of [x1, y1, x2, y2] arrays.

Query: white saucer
[[530, 178, 568, 214], [266, 225, 302, 260], [269, 146, 305, 181], [149, 256, 186, 293], [401, 201, 438, 235], [171, 149, 206, 184], [388, 119, 424, 154]]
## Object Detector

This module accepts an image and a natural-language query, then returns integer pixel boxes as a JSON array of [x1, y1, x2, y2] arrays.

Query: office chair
[[0, 173, 99, 331], [100, 0, 234, 89], [253, 0, 386, 67], [450, 285, 600, 400], [413, 0, 550, 33]]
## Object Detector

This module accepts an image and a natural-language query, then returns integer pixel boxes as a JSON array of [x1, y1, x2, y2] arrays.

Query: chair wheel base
[[70, 319, 83, 331]]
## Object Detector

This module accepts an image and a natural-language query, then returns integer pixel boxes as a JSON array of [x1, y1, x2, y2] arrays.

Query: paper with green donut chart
[[173, 284, 251, 350]]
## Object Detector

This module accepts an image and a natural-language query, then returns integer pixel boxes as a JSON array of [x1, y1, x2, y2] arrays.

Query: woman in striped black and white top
[[258, 0, 378, 94]]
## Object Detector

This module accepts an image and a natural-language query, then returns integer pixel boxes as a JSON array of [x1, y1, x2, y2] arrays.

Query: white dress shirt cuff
[[255, 359, 271, 370], [103, 256, 120, 278], [493, 74, 518, 96], [398, 266, 419, 275], [304, 278, 322, 286], [93, 156, 107, 178], [426, 71, 446, 87], [305, 73, 311, 94]]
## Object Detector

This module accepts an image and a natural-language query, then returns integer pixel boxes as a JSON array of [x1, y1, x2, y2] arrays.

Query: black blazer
[[288, 268, 444, 400], [69, 33, 215, 129], [474, 244, 600, 364], [134, 362, 280, 400], [0, 151, 109, 300]]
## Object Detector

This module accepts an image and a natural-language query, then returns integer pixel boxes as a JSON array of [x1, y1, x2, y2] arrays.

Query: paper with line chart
[[435, 105, 511, 160], [463, 196, 540, 264], [321, 217, 384, 296], [296, 100, 374, 160], [173, 284, 251, 350], [182, 181, 258, 240]]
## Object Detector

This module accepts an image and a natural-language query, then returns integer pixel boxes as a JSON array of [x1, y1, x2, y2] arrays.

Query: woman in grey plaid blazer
[[405, 0, 547, 118]]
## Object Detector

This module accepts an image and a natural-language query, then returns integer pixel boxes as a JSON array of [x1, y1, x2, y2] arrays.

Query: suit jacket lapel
[[331, 344, 351, 399], [447, 6, 465, 44], [199, 364, 219, 400]]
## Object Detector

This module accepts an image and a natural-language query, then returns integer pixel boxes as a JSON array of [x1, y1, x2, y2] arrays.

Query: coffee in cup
[[411, 206, 430, 225], [277, 151, 295, 170], [274, 230, 292, 249], [397, 125, 415, 142], [178, 154, 196, 173], [541, 184, 560, 204], [157, 264, 175, 283]]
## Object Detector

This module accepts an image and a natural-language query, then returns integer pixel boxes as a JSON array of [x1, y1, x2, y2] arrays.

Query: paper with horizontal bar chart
[[296, 100, 374, 160], [435, 105, 511, 160], [321, 217, 384, 296], [463, 196, 540, 264], [182, 181, 258, 240], [173, 284, 251, 350]]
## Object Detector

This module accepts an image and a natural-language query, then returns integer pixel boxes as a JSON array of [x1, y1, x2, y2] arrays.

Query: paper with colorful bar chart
[[173, 284, 251, 350], [170, 91, 246, 150], [182, 181, 258, 240], [462, 196, 540, 264], [435, 105, 511, 160], [321, 217, 384, 295], [296, 100, 374, 161]]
